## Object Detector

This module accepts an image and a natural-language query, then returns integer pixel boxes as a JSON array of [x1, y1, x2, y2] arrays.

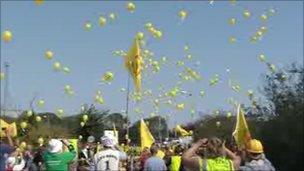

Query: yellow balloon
[[53, 61, 61, 71], [260, 14, 268, 21], [102, 71, 114, 82], [229, 37, 237, 43], [36, 116, 42, 122], [95, 95, 104, 104], [84, 21, 92, 30], [260, 26, 268, 33], [26, 110, 33, 117], [176, 103, 185, 110], [155, 30, 162, 39], [256, 31, 263, 37], [268, 63, 276, 72], [243, 10, 251, 18], [99, 16, 107, 26], [0, 72, 5, 80], [20, 122, 27, 129], [56, 108, 64, 117], [179, 10, 188, 20], [37, 100, 45, 107], [35, 0, 44, 5], [250, 36, 258, 43], [37, 137, 44, 145], [199, 90, 205, 97], [145, 22, 153, 29], [227, 112, 232, 118], [63, 67, 70, 74], [82, 114, 88, 122], [20, 142, 27, 149], [216, 121, 221, 127], [126, 2, 136, 13], [45, 50, 54, 60], [247, 90, 254, 97], [136, 32, 144, 40], [259, 54, 266, 62], [108, 13, 117, 21], [184, 45, 189, 51], [80, 122, 85, 127], [268, 8, 276, 16], [2, 30, 13, 43], [228, 18, 236, 25]]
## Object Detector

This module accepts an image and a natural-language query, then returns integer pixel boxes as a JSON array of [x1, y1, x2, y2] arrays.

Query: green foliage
[[191, 63, 303, 170]]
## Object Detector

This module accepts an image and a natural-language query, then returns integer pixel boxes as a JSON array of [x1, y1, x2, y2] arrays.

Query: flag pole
[[125, 73, 131, 140]]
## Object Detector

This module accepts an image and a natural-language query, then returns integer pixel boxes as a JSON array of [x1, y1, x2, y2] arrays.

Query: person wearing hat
[[43, 139, 76, 171], [0, 128, 15, 171], [93, 134, 127, 171], [240, 139, 275, 171]]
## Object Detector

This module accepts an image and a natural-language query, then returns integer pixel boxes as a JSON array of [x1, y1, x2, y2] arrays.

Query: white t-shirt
[[93, 149, 126, 171]]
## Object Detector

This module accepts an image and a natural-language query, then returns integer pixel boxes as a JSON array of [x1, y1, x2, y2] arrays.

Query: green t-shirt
[[43, 146, 76, 171]]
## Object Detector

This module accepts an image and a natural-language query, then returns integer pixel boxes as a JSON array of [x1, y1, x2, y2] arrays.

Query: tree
[[258, 63, 304, 170]]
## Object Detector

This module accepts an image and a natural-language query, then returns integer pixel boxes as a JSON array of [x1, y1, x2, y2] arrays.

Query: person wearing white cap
[[93, 134, 127, 171], [43, 139, 76, 171]]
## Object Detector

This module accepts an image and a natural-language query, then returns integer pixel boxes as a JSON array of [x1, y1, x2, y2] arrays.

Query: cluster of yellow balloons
[[145, 22, 163, 39], [94, 90, 104, 104], [64, 84, 74, 96], [231, 84, 241, 92], [80, 114, 88, 127], [210, 74, 219, 86], [250, 26, 268, 43], [112, 50, 127, 57]]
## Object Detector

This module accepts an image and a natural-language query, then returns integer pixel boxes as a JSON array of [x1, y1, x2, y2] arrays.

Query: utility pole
[[125, 74, 131, 141], [3, 62, 10, 115]]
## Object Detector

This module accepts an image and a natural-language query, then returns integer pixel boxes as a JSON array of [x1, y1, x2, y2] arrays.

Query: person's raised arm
[[223, 143, 241, 170], [182, 138, 207, 171], [5, 128, 14, 147]]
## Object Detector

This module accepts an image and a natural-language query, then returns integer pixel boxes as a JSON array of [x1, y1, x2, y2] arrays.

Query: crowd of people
[[1, 127, 276, 171]]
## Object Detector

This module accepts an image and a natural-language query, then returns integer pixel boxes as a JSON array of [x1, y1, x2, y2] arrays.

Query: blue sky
[[1, 1, 303, 127]]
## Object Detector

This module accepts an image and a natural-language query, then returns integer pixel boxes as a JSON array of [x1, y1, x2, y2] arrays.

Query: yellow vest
[[199, 157, 234, 171], [170, 156, 181, 171]]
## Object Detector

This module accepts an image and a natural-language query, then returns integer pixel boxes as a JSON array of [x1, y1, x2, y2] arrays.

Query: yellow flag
[[175, 125, 190, 137], [0, 119, 17, 137], [140, 119, 154, 150], [232, 104, 252, 148], [125, 38, 143, 92], [68, 139, 78, 154]]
